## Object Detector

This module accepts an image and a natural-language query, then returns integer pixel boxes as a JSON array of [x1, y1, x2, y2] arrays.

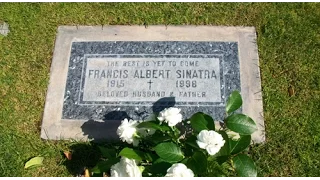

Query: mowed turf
[[0, 2, 320, 177]]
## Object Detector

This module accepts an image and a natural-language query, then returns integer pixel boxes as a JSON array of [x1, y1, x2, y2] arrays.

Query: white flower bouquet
[[91, 91, 258, 177]]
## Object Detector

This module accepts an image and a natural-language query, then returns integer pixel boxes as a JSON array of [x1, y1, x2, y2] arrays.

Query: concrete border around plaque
[[41, 26, 265, 143]]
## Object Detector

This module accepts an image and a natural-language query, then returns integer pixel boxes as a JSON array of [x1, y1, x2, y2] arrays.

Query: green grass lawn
[[0, 2, 320, 177]]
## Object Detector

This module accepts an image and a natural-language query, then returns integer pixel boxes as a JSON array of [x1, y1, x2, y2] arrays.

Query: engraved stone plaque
[[41, 26, 265, 143], [62, 41, 239, 122], [82, 56, 221, 103]]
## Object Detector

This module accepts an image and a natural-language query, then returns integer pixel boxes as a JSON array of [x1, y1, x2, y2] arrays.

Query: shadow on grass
[[63, 97, 176, 176], [62, 143, 102, 176]]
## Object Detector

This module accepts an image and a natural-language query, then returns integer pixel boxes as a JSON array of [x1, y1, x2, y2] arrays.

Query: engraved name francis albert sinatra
[[85, 59, 218, 98]]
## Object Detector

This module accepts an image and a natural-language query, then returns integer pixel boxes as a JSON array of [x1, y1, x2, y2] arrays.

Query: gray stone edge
[[238, 30, 265, 143], [40, 25, 265, 143]]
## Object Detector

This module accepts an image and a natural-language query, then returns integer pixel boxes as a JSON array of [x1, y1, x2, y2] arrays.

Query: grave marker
[[41, 26, 265, 143]]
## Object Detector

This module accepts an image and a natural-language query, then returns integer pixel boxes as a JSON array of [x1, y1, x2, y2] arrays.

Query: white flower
[[165, 163, 194, 177], [226, 129, 240, 141], [117, 118, 139, 146], [196, 130, 225, 156], [157, 107, 183, 127], [110, 157, 142, 177]]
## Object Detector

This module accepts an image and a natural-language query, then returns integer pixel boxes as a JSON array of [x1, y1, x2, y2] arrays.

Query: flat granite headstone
[[41, 26, 265, 143]]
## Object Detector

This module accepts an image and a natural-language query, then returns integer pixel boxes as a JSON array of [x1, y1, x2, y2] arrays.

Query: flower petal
[[196, 140, 207, 149], [206, 145, 220, 156], [157, 116, 165, 121], [111, 157, 142, 177], [165, 163, 194, 177], [197, 130, 209, 142], [117, 119, 139, 145]]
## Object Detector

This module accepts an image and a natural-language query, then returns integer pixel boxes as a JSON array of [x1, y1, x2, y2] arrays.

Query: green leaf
[[144, 152, 158, 162], [173, 127, 180, 138], [98, 146, 117, 159], [180, 157, 189, 165], [150, 158, 172, 175], [119, 147, 145, 161], [187, 151, 207, 175], [137, 121, 161, 129], [154, 142, 184, 163], [214, 131, 230, 157], [137, 121, 170, 132], [232, 154, 257, 177], [215, 156, 230, 165], [226, 91, 243, 114], [24, 156, 44, 169], [225, 114, 257, 135], [146, 131, 171, 144], [185, 135, 199, 149], [91, 158, 120, 174], [184, 144, 195, 157], [202, 113, 215, 130], [91, 172, 104, 177], [229, 135, 251, 154], [190, 112, 215, 133]]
